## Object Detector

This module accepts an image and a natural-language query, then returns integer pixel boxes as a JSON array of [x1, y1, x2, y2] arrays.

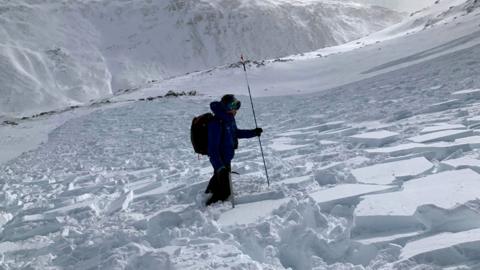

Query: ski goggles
[[226, 99, 241, 111]]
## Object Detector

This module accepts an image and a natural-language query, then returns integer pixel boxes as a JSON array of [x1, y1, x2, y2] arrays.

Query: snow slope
[[1, 0, 480, 269], [0, 0, 402, 118], [121, 0, 480, 101]]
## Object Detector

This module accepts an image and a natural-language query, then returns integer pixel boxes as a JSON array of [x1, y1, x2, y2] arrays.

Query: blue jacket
[[208, 101, 256, 171]]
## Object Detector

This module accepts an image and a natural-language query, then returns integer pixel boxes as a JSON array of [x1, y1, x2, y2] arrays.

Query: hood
[[210, 101, 235, 122]]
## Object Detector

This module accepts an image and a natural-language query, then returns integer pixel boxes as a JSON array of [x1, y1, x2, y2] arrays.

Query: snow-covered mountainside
[[0, 0, 402, 118]]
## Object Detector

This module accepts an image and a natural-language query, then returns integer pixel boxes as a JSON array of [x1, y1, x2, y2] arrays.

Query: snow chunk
[[351, 157, 433, 185], [441, 157, 480, 172], [420, 123, 466, 134], [349, 130, 399, 147], [45, 200, 99, 216], [277, 175, 313, 188], [355, 231, 423, 245], [217, 198, 290, 227], [106, 191, 134, 215], [309, 184, 394, 205], [454, 135, 480, 149], [356, 169, 480, 218], [400, 228, 480, 261], [466, 115, 480, 126], [290, 121, 344, 132], [451, 88, 480, 99], [424, 99, 462, 113], [269, 137, 308, 151], [366, 141, 472, 159], [408, 129, 473, 143], [365, 143, 426, 156], [317, 127, 359, 139]]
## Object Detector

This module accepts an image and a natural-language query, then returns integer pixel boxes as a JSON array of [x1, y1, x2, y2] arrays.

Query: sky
[[356, 0, 437, 12]]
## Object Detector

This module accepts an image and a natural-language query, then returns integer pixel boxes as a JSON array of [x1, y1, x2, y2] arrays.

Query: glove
[[254, 127, 263, 137]]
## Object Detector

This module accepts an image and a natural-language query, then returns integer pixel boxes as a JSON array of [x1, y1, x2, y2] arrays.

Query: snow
[[355, 230, 423, 245], [276, 175, 313, 187], [309, 184, 394, 205], [351, 157, 434, 185], [0, 0, 402, 118], [349, 130, 399, 147], [420, 123, 466, 134], [1, 0, 480, 268], [440, 156, 480, 172], [451, 88, 480, 100], [408, 129, 474, 143], [217, 198, 291, 227], [355, 169, 480, 217], [400, 228, 480, 262], [466, 115, 480, 125], [269, 136, 309, 151], [454, 135, 480, 148], [423, 99, 462, 113]]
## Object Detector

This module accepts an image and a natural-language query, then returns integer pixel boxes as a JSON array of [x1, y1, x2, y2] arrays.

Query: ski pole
[[240, 55, 270, 187]]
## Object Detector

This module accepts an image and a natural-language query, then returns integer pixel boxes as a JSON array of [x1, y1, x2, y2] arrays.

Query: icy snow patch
[[351, 157, 433, 185]]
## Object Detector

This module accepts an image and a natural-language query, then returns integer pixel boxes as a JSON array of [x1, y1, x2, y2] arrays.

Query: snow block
[[355, 231, 423, 246], [276, 175, 313, 189], [269, 137, 309, 151], [217, 198, 290, 227], [355, 169, 480, 234], [45, 200, 99, 217], [349, 130, 399, 147], [451, 88, 480, 100], [414, 204, 480, 232], [408, 129, 473, 143], [399, 228, 480, 265], [1, 215, 62, 241], [290, 121, 345, 133], [466, 115, 480, 126], [351, 157, 433, 185], [366, 141, 472, 160], [309, 184, 394, 207], [317, 127, 359, 139], [420, 123, 466, 134], [315, 121, 346, 132], [455, 135, 480, 149], [235, 191, 285, 204], [313, 162, 345, 186], [423, 99, 462, 113], [440, 156, 480, 173]]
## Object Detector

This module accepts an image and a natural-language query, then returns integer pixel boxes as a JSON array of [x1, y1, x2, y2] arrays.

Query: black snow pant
[[205, 164, 231, 205]]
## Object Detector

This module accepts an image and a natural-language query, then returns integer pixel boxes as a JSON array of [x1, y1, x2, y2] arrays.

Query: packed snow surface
[[1, 0, 480, 269]]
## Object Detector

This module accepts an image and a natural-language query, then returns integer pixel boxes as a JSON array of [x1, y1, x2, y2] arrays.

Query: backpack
[[191, 113, 214, 155]]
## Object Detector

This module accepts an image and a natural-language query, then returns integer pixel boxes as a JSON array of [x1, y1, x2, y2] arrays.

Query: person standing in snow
[[205, 94, 263, 206]]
